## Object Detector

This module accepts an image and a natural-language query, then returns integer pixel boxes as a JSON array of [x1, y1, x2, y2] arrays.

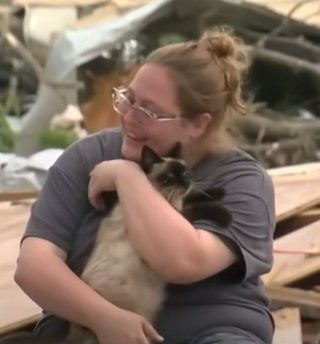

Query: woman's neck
[[183, 145, 209, 169]]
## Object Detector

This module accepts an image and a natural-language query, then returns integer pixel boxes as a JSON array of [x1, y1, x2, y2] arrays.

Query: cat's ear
[[141, 145, 162, 173], [167, 142, 181, 159]]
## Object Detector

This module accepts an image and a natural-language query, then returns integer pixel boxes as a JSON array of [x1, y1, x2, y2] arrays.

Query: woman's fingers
[[88, 177, 104, 210], [142, 320, 164, 343]]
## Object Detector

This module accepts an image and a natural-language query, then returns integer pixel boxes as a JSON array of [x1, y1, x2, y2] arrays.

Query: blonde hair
[[145, 26, 250, 151]]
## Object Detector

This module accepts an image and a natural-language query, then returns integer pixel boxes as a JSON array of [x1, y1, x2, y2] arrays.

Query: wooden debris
[[302, 320, 320, 344], [272, 308, 302, 344], [0, 202, 41, 336], [273, 177, 320, 222], [266, 285, 320, 320], [263, 218, 320, 285], [0, 191, 38, 203], [268, 162, 320, 182]]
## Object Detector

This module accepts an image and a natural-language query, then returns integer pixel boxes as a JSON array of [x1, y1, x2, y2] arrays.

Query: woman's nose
[[123, 108, 137, 124], [123, 113, 146, 136]]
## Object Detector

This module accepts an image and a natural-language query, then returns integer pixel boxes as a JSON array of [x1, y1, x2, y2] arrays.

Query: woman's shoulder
[[194, 148, 275, 216], [52, 127, 123, 178], [76, 126, 123, 163], [196, 148, 273, 187]]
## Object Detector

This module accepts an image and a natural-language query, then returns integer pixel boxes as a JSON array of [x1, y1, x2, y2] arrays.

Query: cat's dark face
[[140, 143, 193, 205]]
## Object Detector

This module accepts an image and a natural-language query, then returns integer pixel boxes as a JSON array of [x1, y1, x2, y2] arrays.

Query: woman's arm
[[15, 237, 164, 344], [15, 237, 116, 329], [113, 164, 237, 284]]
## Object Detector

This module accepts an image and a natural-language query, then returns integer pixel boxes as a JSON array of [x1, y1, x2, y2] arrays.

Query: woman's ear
[[190, 113, 212, 138]]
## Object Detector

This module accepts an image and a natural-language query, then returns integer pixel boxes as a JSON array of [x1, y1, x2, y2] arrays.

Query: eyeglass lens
[[114, 94, 153, 127]]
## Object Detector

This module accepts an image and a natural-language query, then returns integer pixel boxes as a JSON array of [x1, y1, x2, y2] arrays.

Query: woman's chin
[[121, 141, 142, 162]]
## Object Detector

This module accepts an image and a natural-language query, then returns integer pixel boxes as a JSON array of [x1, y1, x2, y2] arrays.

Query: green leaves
[[0, 103, 15, 153], [38, 129, 78, 149]]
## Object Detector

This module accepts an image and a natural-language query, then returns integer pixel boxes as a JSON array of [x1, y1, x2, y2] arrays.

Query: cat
[[67, 143, 195, 341]]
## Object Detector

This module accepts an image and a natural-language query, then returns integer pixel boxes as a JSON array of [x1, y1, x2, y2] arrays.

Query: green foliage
[[38, 129, 78, 149], [0, 104, 16, 153], [0, 77, 21, 152], [5, 77, 21, 117], [158, 33, 188, 47]]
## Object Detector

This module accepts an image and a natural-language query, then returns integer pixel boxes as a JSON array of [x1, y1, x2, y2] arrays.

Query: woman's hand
[[89, 303, 164, 344], [88, 160, 141, 210]]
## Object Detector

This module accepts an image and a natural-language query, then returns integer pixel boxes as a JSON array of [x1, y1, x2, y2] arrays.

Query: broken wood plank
[[13, 0, 110, 6], [263, 219, 320, 285], [295, 208, 320, 224], [275, 207, 320, 238], [274, 178, 320, 222], [266, 285, 320, 320], [272, 308, 302, 344], [302, 320, 320, 344], [268, 162, 320, 180], [0, 202, 41, 336], [0, 191, 38, 203], [13, 0, 150, 7]]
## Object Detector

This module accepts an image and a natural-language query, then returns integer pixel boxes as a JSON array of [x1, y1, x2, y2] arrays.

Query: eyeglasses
[[112, 87, 181, 127]]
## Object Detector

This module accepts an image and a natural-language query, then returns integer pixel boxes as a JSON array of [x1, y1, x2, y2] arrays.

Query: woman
[[14, 27, 276, 344]]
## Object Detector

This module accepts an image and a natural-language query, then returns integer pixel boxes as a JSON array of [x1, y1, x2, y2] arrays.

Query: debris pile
[[2, 0, 320, 168], [76, 0, 320, 169], [264, 163, 320, 344]]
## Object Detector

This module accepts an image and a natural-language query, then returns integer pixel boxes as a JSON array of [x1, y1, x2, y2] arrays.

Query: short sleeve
[[22, 141, 92, 253], [192, 163, 276, 282]]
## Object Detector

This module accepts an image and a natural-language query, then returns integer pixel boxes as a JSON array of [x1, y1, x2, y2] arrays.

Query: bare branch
[[256, 0, 320, 49]]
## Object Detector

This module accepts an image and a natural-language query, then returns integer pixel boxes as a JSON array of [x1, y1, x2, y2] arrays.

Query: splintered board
[[262, 218, 320, 286], [272, 308, 302, 344], [0, 201, 41, 335], [266, 285, 320, 320], [273, 175, 320, 222], [268, 162, 320, 222]]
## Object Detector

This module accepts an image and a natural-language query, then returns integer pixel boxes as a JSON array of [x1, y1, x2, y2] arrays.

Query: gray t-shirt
[[23, 127, 276, 344]]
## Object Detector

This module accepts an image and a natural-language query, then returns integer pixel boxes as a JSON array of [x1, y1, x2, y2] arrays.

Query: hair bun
[[204, 34, 235, 59], [200, 28, 246, 62]]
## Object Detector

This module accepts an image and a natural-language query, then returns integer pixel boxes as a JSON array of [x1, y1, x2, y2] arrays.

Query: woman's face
[[120, 63, 195, 162]]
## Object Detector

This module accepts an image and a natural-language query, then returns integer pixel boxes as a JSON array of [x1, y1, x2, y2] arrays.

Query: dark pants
[[183, 326, 268, 344], [0, 327, 268, 344], [33, 317, 269, 344]]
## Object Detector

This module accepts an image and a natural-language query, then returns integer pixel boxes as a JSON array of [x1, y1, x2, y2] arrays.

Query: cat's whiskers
[[193, 177, 205, 182], [193, 181, 211, 186], [191, 186, 214, 199], [162, 186, 173, 197], [167, 188, 175, 203]]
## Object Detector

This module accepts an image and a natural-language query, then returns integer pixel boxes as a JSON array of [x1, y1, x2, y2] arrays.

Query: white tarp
[[15, 0, 173, 156], [0, 149, 63, 191]]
